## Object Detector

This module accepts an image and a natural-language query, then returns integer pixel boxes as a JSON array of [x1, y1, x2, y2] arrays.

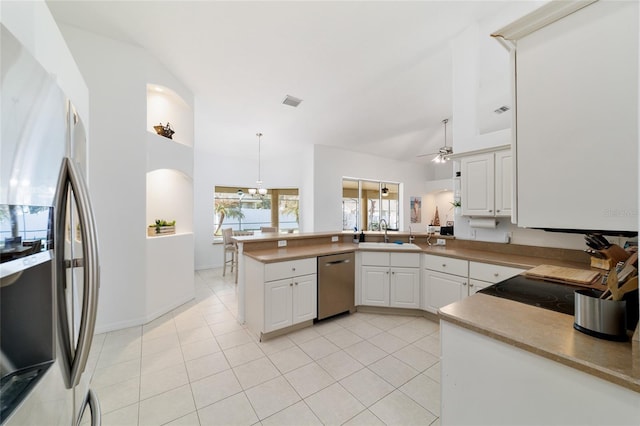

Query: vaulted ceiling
[[47, 1, 531, 162]]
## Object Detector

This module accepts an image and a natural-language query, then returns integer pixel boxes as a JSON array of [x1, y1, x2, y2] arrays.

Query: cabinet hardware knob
[[294, 282, 298, 285], [494, 273, 499, 277], [292, 267, 296, 271], [470, 283, 474, 287], [289, 283, 293, 286], [442, 264, 446, 267], [489, 209, 493, 213], [463, 282, 467, 286], [497, 210, 500, 213]]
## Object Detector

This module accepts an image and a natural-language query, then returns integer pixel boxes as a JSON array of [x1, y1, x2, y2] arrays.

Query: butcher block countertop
[[439, 294, 640, 393]]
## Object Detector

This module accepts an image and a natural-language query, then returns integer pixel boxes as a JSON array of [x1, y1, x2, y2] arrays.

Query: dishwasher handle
[[325, 259, 351, 266]]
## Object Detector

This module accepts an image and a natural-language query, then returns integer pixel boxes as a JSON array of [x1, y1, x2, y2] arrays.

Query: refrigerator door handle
[[54, 157, 100, 388], [76, 388, 101, 426]]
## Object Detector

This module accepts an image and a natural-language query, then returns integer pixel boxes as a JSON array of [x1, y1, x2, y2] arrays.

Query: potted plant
[[148, 219, 176, 236], [450, 200, 462, 215]]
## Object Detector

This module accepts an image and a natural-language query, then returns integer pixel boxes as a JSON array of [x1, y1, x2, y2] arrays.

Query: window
[[342, 179, 400, 231], [214, 186, 299, 235]]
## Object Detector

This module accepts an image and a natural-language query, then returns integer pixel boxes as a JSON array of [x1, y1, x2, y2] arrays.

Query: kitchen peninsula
[[234, 231, 640, 420]]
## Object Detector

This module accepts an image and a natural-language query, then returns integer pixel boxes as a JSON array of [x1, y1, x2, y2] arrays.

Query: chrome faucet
[[380, 219, 389, 243]]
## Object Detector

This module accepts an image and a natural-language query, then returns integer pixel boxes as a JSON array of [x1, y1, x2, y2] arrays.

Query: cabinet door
[[292, 274, 317, 325], [390, 252, 420, 268], [423, 254, 468, 278], [469, 279, 491, 295], [514, 1, 637, 232], [361, 266, 390, 307], [264, 279, 293, 333], [390, 267, 420, 309], [422, 270, 467, 314], [461, 153, 495, 216], [265, 257, 316, 282], [494, 150, 512, 217], [469, 262, 525, 284]]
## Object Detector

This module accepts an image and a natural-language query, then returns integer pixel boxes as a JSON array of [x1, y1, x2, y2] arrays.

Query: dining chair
[[222, 228, 238, 283]]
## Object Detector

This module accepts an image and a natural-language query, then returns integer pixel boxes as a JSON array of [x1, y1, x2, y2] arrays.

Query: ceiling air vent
[[282, 95, 303, 108]]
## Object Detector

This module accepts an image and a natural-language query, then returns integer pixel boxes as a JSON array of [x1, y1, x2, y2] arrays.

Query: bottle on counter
[[359, 231, 365, 242], [353, 227, 359, 243]]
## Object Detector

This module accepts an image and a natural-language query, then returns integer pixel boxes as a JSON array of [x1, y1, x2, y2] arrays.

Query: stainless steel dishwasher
[[317, 252, 355, 320]]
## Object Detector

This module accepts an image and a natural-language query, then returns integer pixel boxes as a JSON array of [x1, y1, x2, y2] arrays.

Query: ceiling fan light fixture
[[432, 118, 451, 163], [381, 186, 389, 197]]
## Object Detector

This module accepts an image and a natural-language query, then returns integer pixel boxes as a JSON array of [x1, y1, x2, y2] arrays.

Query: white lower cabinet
[[361, 266, 390, 306], [264, 273, 317, 333], [422, 254, 469, 314], [468, 261, 525, 294], [422, 269, 468, 313], [390, 267, 420, 309], [245, 257, 317, 338], [422, 255, 528, 314], [360, 252, 420, 309]]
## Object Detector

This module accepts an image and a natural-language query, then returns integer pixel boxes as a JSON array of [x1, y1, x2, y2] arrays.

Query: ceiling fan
[[417, 118, 451, 163]]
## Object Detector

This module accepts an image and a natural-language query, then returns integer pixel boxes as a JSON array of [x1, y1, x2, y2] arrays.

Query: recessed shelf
[[146, 168, 193, 235], [146, 83, 193, 147]]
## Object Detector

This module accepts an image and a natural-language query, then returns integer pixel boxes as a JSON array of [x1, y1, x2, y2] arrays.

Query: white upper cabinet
[[493, 0, 638, 232], [460, 148, 511, 217], [494, 150, 512, 217]]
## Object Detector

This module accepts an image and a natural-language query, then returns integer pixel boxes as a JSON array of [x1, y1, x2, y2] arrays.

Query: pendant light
[[381, 185, 389, 197], [432, 118, 452, 163], [248, 132, 267, 196]]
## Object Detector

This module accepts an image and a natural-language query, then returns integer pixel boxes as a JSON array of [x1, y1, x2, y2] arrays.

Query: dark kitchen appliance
[[479, 275, 638, 331], [317, 252, 355, 320], [478, 275, 581, 315]]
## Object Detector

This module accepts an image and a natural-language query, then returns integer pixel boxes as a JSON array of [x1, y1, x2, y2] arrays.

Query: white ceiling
[[47, 1, 524, 163]]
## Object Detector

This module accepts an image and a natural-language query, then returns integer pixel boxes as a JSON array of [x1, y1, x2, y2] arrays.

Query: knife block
[[600, 244, 630, 265], [590, 257, 613, 270]]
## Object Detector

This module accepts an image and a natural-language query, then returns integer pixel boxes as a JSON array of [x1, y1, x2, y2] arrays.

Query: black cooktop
[[478, 275, 586, 316]]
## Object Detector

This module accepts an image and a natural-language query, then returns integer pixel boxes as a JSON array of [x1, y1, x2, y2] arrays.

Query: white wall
[[313, 144, 430, 232], [194, 141, 432, 269], [59, 24, 195, 332], [193, 131, 313, 270]]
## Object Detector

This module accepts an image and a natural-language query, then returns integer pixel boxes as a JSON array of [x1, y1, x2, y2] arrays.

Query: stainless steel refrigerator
[[0, 24, 101, 425]]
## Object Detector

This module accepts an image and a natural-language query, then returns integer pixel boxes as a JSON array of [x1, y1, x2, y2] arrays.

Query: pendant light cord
[[256, 132, 263, 183]]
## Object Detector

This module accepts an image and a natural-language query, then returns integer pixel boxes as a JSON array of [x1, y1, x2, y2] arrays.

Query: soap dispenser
[[359, 230, 365, 243]]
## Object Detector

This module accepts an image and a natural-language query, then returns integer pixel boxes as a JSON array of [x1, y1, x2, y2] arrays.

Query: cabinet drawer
[[390, 252, 420, 268], [265, 257, 317, 282], [361, 251, 390, 266], [424, 254, 468, 277], [469, 262, 525, 284]]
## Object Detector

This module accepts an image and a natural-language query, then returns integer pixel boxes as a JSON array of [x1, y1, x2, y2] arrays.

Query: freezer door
[[3, 360, 72, 426]]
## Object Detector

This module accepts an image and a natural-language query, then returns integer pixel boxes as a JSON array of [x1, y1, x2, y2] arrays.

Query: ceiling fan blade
[[416, 152, 439, 158]]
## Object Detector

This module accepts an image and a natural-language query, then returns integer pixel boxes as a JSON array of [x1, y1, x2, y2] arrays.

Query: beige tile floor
[[88, 268, 442, 426]]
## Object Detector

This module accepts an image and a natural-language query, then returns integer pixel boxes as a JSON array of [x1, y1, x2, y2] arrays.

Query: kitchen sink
[[358, 242, 421, 250]]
